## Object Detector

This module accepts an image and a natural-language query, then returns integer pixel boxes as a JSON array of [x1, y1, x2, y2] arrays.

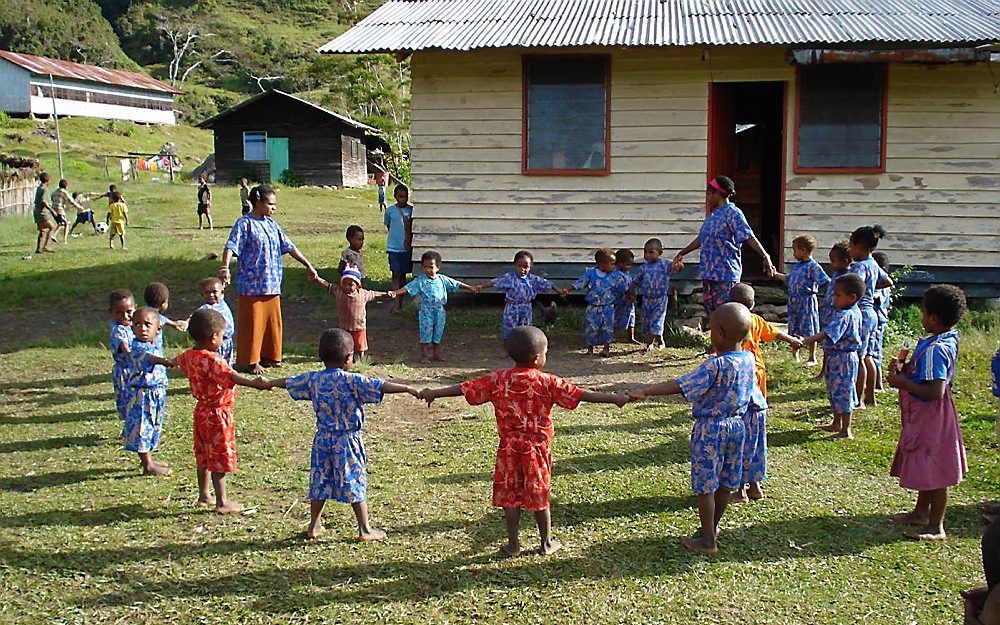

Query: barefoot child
[[420, 326, 627, 556], [338, 225, 366, 280], [801, 273, 865, 440], [314, 267, 395, 360], [196, 174, 213, 230], [123, 308, 172, 476], [564, 248, 630, 357], [168, 309, 269, 513], [887, 284, 968, 541], [773, 234, 830, 365], [872, 251, 892, 391], [197, 277, 235, 364], [818, 241, 852, 378], [729, 283, 802, 503], [479, 250, 558, 340], [107, 191, 128, 250], [628, 303, 763, 554], [849, 225, 893, 408], [144, 282, 189, 352], [631, 238, 675, 351], [612, 248, 639, 345], [391, 250, 477, 363], [266, 328, 420, 539], [109, 289, 136, 419]]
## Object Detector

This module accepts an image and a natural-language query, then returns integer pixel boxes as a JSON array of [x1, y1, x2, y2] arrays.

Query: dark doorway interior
[[708, 82, 786, 275]]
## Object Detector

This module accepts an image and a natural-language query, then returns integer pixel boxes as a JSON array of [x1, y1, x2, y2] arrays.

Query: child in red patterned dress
[[165, 308, 269, 513], [420, 326, 628, 556]]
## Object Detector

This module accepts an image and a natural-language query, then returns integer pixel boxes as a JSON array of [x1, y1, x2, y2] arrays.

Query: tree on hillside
[[158, 15, 233, 88]]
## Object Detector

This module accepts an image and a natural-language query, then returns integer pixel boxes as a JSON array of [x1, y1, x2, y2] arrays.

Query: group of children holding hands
[[104, 214, 972, 556]]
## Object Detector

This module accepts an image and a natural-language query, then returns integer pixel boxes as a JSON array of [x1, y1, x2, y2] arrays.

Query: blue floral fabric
[[573, 268, 629, 346], [612, 269, 635, 330], [225, 214, 296, 297], [199, 301, 236, 363], [689, 416, 745, 494], [850, 257, 890, 358], [823, 306, 863, 414], [635, 259, 671, 335], [123, 340, 168, 453], [697, 203, 755, 283], [991, 348, 1000, 399], [405, 274, 462, 344], [820, 270, 845, 327], [741, 406, 767, 484], [286, 369, 384, 503], [109, 322, 134, 419], [872, 286, 892, 370], [785, 258, 830, 337], [491, 272, 555, 339]]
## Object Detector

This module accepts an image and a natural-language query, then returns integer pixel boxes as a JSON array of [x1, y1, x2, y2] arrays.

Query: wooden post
[[167, 155, 174, 183]]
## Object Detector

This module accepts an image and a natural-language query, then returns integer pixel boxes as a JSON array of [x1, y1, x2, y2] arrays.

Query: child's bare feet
[[816, 422, 839, 432], [358, 527, 386, 541], [216, 501, 244, 514], [681, 536, 718, 555], [747, 482, 764, 500], [826, 430, 853, 440], [889, 511, 930, 526], [500, 542, 521, 557], [805, 359, 818, 367], [420, 355, 432, 364], [904, 527, 947, 541], [143, 464, 172, 477], [586, 346, 595, 355], [195, 497, 211, 507], [305, 523, 325, 539], [730, 488, 749, 504], [599, 346, 611, 357], [629, 336, 643, 346], [538, 538, 562, 555], [432, 353, 446, 362]]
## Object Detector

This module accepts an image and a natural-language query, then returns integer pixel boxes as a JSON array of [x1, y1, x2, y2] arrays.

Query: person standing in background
[[239, 178, 252, 216]]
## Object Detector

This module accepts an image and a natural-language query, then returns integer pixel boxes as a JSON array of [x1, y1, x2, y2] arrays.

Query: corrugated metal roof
[[318, 0, 1000, 53], [196, 90, 379, 132], [0, 49, 181, 94]]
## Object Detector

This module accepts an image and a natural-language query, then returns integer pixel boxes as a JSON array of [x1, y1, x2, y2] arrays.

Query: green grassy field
[[1, 173, 998, 624]]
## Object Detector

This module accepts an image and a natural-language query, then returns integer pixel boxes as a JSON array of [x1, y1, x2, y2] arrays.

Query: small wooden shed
[[197, 90, 385, 188], [320, 0, 1000, 296]]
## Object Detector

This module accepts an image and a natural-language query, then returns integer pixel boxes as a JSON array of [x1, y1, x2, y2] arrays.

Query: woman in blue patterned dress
[[672, 176, 776, 320]]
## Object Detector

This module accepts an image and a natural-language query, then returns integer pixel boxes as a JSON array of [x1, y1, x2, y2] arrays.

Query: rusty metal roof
[[0, 49, 181, 94], [318, 0, 1000, 53]]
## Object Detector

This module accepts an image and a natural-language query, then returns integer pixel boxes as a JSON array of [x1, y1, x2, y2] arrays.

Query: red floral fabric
[[460, 368, 583, 510], [176, 349, 238, 473]]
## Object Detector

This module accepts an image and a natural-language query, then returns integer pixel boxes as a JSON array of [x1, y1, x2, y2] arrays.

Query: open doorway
[[708, 82, 786, 275]]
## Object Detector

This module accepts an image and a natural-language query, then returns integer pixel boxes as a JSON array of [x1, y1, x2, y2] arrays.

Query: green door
[[267, 137, 289, 182]]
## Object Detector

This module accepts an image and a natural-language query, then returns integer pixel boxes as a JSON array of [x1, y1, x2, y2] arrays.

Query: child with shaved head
[[420, 326, 628, 556], [265, 329, 420, 540], [629, 303, 764, 554]]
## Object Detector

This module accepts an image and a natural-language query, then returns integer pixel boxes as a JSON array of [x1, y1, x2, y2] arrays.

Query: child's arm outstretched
[[799, 332, 826, 346], [382, 381, 421, 397], [457, 281, 478, 294], [628, 379, 682, 401], [164, 317, 189, 333], [580, 389, 629, 408], [149, 354, 177, 367], [774, 329, 804, 351], [231, 371, 271, 390]]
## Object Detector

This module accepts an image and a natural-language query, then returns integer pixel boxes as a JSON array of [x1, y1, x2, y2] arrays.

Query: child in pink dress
[[887, 284, 968, 541]]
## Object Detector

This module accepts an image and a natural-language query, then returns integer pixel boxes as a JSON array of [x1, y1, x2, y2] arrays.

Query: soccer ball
[[96, 222, 109, 234]]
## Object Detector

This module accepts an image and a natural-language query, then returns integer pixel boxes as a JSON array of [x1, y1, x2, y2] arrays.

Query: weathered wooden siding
[[409, 47, 1000, 284], [341, 130, 368, 188]]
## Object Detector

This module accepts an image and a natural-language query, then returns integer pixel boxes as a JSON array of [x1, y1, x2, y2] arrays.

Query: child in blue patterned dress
[[802, 273, 865, 440], [391, 250, 477, 364], [479, 250, 559, 340], [817, 241, 852, 379], [266, 328, 420, 540], [197, 277, 236, 364], [612, 248, 640, 345], [564, 248, 630, 357], [872, 251, 892, 391], [629, 303, 763, 554], [124, 307, 174, 476], [631, 238, 675, 352], [848, 225, 893, 409], [108, 289, 136, 420], [773, 234, 830, 366], [143, 282, 189, 353]]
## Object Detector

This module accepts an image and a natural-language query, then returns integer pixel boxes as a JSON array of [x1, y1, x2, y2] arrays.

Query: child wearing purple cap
[[312, 267, 395, 360]]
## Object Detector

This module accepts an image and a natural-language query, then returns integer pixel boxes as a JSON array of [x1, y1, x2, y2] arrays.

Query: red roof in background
[[0, 49, 181, 94]]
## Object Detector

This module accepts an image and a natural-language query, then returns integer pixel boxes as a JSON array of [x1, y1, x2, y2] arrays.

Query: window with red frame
[[796, 64, 886, 172], [523, 57, 609, 174]]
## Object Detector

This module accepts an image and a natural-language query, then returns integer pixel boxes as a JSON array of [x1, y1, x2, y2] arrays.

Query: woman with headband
[[672, 176, 776, 318]]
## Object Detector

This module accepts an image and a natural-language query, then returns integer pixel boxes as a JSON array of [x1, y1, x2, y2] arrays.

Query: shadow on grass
[[0, 503, 187, 528], [767, 428, 818, 448], [0, 467, 126, 492], [0, 434, 105, 454], [74, 507, 986, 612], [0, 408, 113, 425], [0, 373, 109, 390]]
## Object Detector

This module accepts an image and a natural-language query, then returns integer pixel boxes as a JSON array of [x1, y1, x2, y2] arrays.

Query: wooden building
[[0, 50, 179, 125], [197, 90, 386, 188], [320, 0, 1000, 296]]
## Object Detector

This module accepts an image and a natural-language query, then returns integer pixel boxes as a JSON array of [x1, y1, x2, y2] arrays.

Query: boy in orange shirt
[[730, 283, 802, 503]]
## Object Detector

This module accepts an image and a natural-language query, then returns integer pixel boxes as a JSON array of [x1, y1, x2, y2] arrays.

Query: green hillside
[[0, 0, 409, 158]]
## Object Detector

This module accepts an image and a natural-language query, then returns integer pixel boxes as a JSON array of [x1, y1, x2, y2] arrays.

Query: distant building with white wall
[[0, 50, 180, 125]]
